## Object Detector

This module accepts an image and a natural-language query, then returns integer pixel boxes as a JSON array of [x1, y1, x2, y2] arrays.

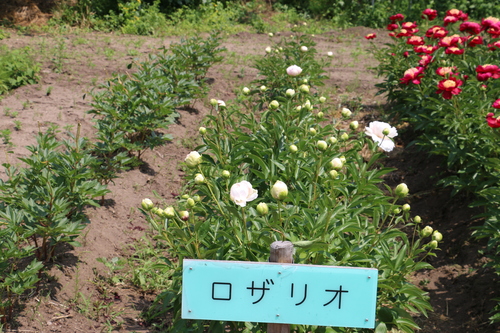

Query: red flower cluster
[[443, 9, 468, 26], [445, 46, 464, 55], [436, 66, 457, 77], [400, 67, 425, 85], [407, 36, 425, 46], [418, 54, 433, 67], [486, 112, 500, 128], [438, 35, 462, 47], [389, 14, 404, 22], [414, 45, 438, 54], [459, 22, 482, 35], [482, 17, 500, 38], [493, 99, 500, 109], [422, 8, 438, 21], [426, 25, 448, 38], [488, 40, 500, 50], [476, 65, 500, 81], [436, 77, 463, 99], [365, 33, 376, 40], [468, 35, 483, 47]]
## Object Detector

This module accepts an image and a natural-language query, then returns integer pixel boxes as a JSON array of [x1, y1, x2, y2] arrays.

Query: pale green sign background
[[182, 259, 378, 328]]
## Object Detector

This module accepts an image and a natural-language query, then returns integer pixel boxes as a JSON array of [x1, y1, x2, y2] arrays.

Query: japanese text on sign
[[182, 259, 378, 328]]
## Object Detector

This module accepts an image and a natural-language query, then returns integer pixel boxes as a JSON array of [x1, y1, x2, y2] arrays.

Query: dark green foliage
[[0, 46, 40, 95]]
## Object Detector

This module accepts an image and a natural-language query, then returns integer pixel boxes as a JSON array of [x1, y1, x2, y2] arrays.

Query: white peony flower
[[286, 65, 302, 76], [230, 181, 258, 207], [365, 121, 398, 152], [271, 181, 288, 200]]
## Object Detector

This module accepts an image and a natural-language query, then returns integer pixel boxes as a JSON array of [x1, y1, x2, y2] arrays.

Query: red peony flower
[[364, 33, 376, 40], [422, 8, 438, 21], [445, 46, 464, 55], [407, 36, 425, 45], [418, 54, 434, 67], [401, 21, 418, 30], [400, 67, 425, 85], [403, 51, 410, 58], [387, 23, 398, 31], [444, 15, 459, 26], [446, 9, 468, 21], [486, 22, 500, 38], [488, 40, 500, 50], [476, 64, 500, 81], [459, 21, 482, 34], [414, 45, 438, 54], [436, 67, 457, 77], [396, 28, 417, 38], [493, 99, 500, 109], [482, 17, 500, 29], [438, 35, 461, 47], [436, 77, 463, 99], [426, 25, 448, 38], [468, 35, 483, 47], [389, 13, 404, 22], [486, 112, 500, 128]]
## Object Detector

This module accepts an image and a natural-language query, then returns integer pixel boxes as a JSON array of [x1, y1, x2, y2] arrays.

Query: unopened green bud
[[155, 208, 164, 216], [256, 202, 269, 216], [421, 226, 433, 238], [181, 194, 190, 199], [269, 100, 280, 109], [330, 157, 343, 170], [395, 183, 409, 198], [268, 32, 274, 37], [141, 198, 154, 210], [185, 151, 202, 168], [309, 127, 317, 135], [319, 96, 326, 103], [349, 121, 359, 130], [296, 105, 302, 111], [242, 87, 250, 95], [265, 46, 272, 53], [316, 111, 324, 119], [271, 181, 288, 200], [199, 127, 207, 135], [303, 100, 312, 111], [393, 208, 401, 214], [302, 78, 308, 84], [194, 173, 205, 184], [402, 204, 411, 212], [193, 195, 201, 202], [428, 240, 439, 249], [328, 136, 337, 144], [187, 198, 195, 207], [260, 85, 267, 91], [339, 156, 346, 164], [340, 132, 349, 141], [163, 206, 175, 217], [329, 170, 338, 179], [299, 84, 310, 93], [180, 211, 189, 221], [210, 98, 218, 106], [432, 231, 443, 242], [382, 128, 390, 136], [289, 144, 298, 153], [414, 215, 422, 223], [151, 207, 160, 215], [341, 108, 352, 118], [221, 170, 231, 179], [286, 89, 295, 97], [317, 140, 328, 151]]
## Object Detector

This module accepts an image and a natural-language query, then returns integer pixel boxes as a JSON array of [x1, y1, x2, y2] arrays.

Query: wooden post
[[268, 241, 294, 333]]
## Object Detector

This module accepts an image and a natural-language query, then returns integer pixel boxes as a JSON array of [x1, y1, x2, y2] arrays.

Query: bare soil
[[1, 26, 499, 332]]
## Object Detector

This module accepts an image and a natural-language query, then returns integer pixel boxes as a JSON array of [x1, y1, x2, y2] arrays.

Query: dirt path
[[1, 27, 499, 332]]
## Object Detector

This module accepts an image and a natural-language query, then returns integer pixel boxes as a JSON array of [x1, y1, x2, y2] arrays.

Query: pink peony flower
[[400, 67, 425, 85], [421, 8, 438, 21], [436, 77, 463, 99], [286, 65, 302, 76]]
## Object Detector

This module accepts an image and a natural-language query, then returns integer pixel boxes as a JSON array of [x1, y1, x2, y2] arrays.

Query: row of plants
[[45, 0, 500, 35], [88, 31, 226, 187], [0, 45, 40, 96], [373, 8, 500, 322], [137, 34, 441, 332], [0, 33, 224, 329]]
